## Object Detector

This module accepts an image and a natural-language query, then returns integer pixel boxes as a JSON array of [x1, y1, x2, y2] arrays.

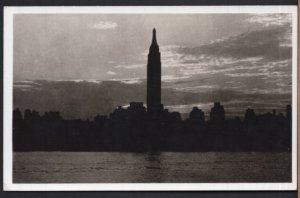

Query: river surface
[[13, 152, 291, 183]]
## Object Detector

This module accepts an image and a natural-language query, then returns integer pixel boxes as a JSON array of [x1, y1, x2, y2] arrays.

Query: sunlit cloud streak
[[88, 21, 118, 30]]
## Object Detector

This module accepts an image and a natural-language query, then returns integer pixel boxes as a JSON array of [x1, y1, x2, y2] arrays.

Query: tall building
[[147, 28, 162, 116]]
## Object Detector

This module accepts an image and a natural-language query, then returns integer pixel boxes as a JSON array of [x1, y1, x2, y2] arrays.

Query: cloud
[[109, 77, 144, 84], [154, 17, 292, 96], [121, 79, 143, 84], [115, 63, 145, 69], [177, 26, 291, 61], [88, 21, 118, 30], [106, 71, 117, 75], [13, 80, 291, 119], [246, 14, 292, 27], [161, 75, 190, 82], [108, 61, 117, 64]]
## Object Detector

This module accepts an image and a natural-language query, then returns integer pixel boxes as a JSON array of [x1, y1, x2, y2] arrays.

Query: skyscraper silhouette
[[147, 28, 162, 116]]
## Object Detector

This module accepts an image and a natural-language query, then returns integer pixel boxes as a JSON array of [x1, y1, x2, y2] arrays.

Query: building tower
[[147, 28, 162, 116]]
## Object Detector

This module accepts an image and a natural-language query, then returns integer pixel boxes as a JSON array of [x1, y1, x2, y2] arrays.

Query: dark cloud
[[176, 24, 292, 61], [156, 20, 292, 98], [14, 80, 291, 119]]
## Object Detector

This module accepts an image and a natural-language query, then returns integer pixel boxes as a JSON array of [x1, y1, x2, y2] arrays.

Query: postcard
[[3, 6, 298, 191]]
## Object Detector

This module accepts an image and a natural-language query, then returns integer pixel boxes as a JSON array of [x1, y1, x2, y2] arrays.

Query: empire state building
[[147, 28, 162, 116]]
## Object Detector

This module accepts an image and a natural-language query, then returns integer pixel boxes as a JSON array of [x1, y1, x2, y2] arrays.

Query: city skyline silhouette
[[13, 29, 292, 152]]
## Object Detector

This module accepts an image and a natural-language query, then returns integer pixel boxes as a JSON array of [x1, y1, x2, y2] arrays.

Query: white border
[[3, 6, 298, 191]]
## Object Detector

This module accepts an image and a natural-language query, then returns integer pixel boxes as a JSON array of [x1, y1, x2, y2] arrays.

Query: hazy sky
[[13, 13, 293, 117]]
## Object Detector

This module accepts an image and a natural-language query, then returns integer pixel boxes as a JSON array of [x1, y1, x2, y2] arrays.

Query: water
[[13, 152, 291, 183]]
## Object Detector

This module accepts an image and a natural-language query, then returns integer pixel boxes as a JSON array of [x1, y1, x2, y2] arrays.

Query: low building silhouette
[[12, 101, 292, 152], [189, 107, 205, 123], [210, 102, 225, 124]]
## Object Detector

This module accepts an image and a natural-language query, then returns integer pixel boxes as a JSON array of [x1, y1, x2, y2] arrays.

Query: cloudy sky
[[13, 13, 293, 118]]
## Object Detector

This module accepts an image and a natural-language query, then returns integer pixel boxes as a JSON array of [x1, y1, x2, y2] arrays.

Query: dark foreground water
[[13, 152, 291, 183]]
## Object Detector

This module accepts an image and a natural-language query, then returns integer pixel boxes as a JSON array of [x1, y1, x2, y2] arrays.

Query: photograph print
[[3, 6, 298, 190]]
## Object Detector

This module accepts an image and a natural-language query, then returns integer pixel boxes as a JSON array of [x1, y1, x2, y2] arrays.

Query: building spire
[[152, 28, 157, 45], [147, 28, 161, 116]]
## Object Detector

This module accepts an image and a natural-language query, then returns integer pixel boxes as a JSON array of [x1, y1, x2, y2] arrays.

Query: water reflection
[[129, 152, 165, 182], [143, 152, 164, 182]]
